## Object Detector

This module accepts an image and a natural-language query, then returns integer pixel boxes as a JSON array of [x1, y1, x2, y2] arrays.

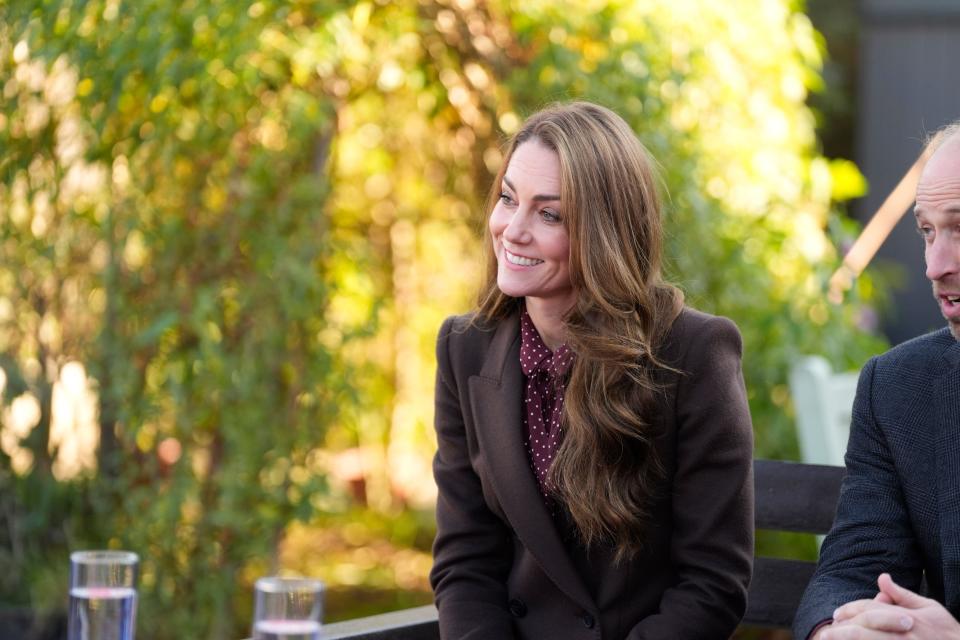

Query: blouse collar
[[519, 305, 574, 378]]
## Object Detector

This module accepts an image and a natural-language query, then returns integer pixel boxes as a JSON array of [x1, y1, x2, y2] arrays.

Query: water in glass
[[68, 586, 137, 640], [253, 618, 321, 640]]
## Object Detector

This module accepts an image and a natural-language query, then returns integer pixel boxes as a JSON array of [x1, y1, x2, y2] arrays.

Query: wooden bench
[[319, 459, 846, 639]]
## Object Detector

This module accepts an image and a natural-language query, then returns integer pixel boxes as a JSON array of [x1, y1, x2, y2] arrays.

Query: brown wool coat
[[429, 307, 754, 640]]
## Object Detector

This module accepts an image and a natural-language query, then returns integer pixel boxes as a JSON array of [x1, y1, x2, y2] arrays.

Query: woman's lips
[[503, 247, 543, 267]]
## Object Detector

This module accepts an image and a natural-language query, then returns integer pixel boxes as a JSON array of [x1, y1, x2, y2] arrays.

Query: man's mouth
[[935, 289, 960, 321], [504, 248, 543, 267]]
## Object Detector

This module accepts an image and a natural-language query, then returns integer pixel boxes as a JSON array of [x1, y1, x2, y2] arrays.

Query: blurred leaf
[[829, 157, 869, 202]]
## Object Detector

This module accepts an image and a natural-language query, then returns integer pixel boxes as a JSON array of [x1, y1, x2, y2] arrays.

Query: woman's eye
[[499, 192, 515, 205], [541, 209, 561, 223]]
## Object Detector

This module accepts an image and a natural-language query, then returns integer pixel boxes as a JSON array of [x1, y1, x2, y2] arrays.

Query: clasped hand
[[816, 573, 960, 639]]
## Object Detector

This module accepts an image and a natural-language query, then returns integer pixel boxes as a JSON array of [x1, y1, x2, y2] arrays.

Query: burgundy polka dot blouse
[[519, 307, 575, 509]]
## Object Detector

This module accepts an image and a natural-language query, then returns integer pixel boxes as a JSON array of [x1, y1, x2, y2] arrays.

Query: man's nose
[[925, 235, 960, 281]]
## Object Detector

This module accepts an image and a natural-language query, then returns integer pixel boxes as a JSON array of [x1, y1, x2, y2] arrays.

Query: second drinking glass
[[252, 576, 325, 640]]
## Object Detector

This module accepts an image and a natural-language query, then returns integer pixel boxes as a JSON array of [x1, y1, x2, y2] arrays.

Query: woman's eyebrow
[[502, 175, 560, 202]]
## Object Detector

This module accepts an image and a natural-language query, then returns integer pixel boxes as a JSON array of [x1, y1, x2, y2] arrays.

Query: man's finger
[[878, 573, 928, 609], [855, 608, 914, 632], [821, 625, 910, 640], [833, 599, 886, 622], [831, 601, 914, 631]]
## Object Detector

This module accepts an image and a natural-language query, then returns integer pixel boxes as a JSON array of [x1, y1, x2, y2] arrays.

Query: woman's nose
[[502, 210, 530, 243]]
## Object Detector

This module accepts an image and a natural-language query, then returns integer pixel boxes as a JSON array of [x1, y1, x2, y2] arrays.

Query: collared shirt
[[519, 307, 575, 507]]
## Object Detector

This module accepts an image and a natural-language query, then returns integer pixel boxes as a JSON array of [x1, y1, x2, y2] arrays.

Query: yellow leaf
[[829, 158, 868, 202]]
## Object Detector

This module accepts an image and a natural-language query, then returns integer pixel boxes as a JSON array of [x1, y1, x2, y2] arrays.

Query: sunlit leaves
[[1, 0, 354, 636]]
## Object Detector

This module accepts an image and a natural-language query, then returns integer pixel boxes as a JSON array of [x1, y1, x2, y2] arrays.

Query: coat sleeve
[[627, 315, 755, 639], [792, 357, 925, 639], [429, 317, 518, 639]]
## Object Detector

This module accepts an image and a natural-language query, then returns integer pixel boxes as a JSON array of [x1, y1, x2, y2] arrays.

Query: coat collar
[[934, 335, 960, 608], [467, 314, 595, 611]]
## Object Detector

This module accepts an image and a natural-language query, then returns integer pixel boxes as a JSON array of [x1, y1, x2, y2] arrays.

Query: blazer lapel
[[467, 316, 594, 611], [936, 340, 960, 610]]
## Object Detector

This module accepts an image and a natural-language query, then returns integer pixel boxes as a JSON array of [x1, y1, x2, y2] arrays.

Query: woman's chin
[[496, 277, 528, 300], [496, 287, 525, 299]]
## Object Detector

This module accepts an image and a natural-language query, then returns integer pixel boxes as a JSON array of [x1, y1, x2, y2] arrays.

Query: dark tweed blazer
[[793, 328, 960, 638], [429, 307, 754, 640]]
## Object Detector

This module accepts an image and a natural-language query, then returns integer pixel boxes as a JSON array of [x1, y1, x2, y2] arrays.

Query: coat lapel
[[936, 339, 960, 610], [467, 316, 594, 611]]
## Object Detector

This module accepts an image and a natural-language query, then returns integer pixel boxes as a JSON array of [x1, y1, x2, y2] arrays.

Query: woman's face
[[489, 140, 573, 311]]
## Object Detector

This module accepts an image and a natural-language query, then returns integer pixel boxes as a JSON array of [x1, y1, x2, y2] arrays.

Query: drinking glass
[[252, 577, 324, 640], [68, 550, 138, 640]]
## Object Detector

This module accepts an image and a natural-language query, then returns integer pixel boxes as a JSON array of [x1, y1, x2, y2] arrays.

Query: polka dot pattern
[[518, 306, 575, 510]]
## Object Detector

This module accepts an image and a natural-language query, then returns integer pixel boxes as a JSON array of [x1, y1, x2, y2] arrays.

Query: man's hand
[[815, 573, 960, 639]]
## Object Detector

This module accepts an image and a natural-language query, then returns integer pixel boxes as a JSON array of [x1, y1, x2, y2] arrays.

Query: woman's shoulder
[[661, 306, 743, 363], [438, 311, 491, 341], [436, 311, 504, 355], [436, 311, 515, 383], [670, 306, 741, 339]]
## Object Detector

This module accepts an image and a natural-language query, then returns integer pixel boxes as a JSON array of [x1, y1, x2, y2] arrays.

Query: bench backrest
[[747, 459, 845, 628], [319, 459, 846, 639]]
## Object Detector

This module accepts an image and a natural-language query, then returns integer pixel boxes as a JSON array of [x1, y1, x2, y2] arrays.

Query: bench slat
[[322, 605, 439, 640], [744, 557, 817, 628], [754, 459, 845, 534]]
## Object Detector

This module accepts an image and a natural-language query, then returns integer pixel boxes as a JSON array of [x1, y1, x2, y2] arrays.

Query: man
[[793, 121, 960, 639]]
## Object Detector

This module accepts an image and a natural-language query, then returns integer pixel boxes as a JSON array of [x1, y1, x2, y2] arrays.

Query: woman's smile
[[503, 245, 544, 267]]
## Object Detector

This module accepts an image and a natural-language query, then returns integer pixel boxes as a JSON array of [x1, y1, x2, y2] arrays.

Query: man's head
[[916, 122, 960, 339]]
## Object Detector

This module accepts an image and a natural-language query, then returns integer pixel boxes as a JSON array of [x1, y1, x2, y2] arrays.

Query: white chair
[[788, 355, 860, 467]]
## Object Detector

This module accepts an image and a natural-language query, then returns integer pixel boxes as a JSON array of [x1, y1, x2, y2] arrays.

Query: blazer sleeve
[[792, 357, 925, 639], [429, 317, 517, 639], [627, 315, 755, 639]]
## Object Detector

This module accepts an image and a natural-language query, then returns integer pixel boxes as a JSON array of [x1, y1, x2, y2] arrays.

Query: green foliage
[[1, 0, 887, 636], [2, 1, 357, 637]]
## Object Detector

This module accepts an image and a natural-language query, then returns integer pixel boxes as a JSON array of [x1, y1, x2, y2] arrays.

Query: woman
[[430, 101, 753, 639]]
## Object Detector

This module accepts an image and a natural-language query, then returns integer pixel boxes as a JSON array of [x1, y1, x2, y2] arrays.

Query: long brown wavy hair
[[476, 101, 684, 560]]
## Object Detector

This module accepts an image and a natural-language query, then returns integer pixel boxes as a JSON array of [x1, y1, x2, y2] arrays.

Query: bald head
[[919, 134, 960, 189], [924, 120, 960, 159]]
